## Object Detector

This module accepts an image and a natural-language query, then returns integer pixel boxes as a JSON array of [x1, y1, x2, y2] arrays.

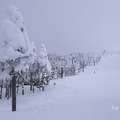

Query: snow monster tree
[[0, 6, 36, 99], [29, 44, 51, 91]]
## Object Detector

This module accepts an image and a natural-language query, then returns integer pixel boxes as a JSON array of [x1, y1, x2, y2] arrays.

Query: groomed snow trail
[[0, 55, 120, 120]]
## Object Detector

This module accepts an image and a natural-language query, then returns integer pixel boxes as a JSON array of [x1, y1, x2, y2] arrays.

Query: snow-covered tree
[[0, 6, 36, 97], [38, 44, 51, 74]]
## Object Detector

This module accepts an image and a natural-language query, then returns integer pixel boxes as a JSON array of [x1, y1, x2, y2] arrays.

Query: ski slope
[[0, 54, 120, 120]]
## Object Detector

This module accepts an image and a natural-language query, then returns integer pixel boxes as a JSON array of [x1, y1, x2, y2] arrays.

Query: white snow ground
[[0, 54, 120, 120]]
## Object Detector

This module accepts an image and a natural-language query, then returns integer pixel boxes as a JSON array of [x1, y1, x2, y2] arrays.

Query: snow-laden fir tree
[[28, 44, 51, 91], [39, 44, 51, 73], [0, 6, 36, 97], [38, 44, 51, 86]]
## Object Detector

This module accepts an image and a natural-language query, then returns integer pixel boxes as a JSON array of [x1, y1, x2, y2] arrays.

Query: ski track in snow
[[0, 55, 120, 120]]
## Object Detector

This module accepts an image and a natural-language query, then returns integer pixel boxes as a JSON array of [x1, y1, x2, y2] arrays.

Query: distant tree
[[48, 52, 101, 78]]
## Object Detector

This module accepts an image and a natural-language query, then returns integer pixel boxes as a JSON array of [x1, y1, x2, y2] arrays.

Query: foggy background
[[0, 0, 120, 55]]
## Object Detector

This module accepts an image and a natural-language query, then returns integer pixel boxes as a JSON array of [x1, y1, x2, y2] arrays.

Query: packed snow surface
[[0, 54, 120, 120]]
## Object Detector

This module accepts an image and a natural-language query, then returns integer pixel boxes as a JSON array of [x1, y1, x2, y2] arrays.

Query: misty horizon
[[0, 0, 120, 55]]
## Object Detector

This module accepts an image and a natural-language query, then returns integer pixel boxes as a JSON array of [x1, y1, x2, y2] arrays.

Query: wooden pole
[[12, 75, 16, 111]]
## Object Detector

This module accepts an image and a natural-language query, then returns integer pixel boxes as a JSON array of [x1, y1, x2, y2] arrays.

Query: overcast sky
[[0, 0, 120, 55]]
